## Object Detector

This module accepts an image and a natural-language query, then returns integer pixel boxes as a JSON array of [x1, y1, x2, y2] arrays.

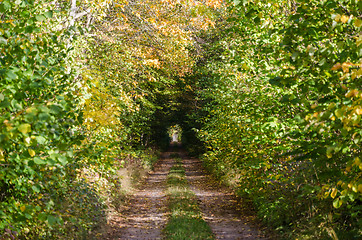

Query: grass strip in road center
[[164, 156, 214, 240]]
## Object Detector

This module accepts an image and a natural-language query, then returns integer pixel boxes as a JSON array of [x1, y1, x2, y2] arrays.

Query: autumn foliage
[[185, 0, 361, 238], [0, 0, 361, 239], [0, 0, 222, 238]]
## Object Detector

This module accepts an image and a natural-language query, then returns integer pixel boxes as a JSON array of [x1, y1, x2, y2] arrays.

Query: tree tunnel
[[1, 0, 361, 238]]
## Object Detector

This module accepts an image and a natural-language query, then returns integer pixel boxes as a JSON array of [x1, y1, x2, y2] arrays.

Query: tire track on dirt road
[[104, 151, 175, 240], [183, 156, 269, 240]]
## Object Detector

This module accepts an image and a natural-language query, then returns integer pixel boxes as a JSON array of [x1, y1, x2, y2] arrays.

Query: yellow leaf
[[334, 109, 343, 118], [357, 35, 362, 47], [345, 89, 358, 98], [340, 84, 348, 90], [358, 184, 362, 193], [354, 157, 361, 166], [26, 107, 36, 114], [354, 18, 362, 28], [328, 102, 336, 110], [28, 149, 35, 157], [357, 68, 362, 78], [18, 124, 31, 134], [0, 148, 4, 162], [242, 63, 249, 70], [330, 188, 337, 199], [351, 69, 357, 79], [334, 14, 341, 22], [341, 62, 352, 73], [20, 205, 26, 212], [340, 15, 349, 23], [331, 63, 341, 71]]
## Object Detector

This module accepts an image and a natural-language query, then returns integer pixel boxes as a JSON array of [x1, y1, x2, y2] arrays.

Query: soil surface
[[103, 150, 174, 239], [103, 146, 271, 239], [183, 156, 269, 240]]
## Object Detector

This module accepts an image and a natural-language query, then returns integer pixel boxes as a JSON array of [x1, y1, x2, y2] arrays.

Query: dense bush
[[185, 0, 361, 238], [0, 0, 222, 238], [0, 0, 85, 237]]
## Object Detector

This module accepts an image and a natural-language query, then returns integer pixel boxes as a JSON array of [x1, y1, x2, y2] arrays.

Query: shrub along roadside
[[0, 1, 86, 238], [0, 1, 160, 236], [182, 1, 362, 239], [164, 156, 214, 240]]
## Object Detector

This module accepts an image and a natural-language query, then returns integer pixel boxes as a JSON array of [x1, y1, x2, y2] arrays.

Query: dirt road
[[104, 147, 270, 239]]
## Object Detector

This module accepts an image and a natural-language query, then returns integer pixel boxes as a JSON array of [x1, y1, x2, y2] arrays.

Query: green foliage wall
[[0, 0, 87, 237], [189, 0, 361, 238]]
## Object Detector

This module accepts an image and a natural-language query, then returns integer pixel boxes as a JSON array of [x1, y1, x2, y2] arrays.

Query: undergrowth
[[202, 154, 361, 240], [0, 149, 159, 239]]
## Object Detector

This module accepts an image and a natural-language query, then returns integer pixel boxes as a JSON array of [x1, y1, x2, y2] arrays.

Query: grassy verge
[[164, 156, 214, 240]]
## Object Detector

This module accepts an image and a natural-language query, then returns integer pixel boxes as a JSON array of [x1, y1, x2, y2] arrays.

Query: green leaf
[[47, 215, 58, 226], [49, 105, 61, 114], [38, 112, 50, 121], [333, 198, 342, 208], [25, 26, 35, 33], [18, 124, 31, 134], [0, 99, 10, 108], [0, 37, 7, 45], [44, 11, 53, 18], [35, 15, 46, 22], [34, 157, 45, 165], [233, 0, 241, 6], [6, 70, 17, 80], [35, 136, 47, 144], [32, 185, 41, 193], [2, 0, 11, 10], [58, 156, 67, 165], [0, 93, 4, 101]]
